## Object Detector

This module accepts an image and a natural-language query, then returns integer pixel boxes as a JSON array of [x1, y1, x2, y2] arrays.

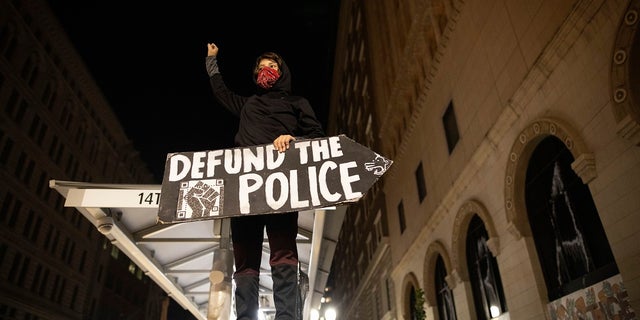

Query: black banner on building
[[158, 135, 392, 223]]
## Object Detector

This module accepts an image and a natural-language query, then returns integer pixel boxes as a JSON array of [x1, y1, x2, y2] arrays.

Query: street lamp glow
[[490, 305, 500, 318], [310, 309, 320, 320], [324, 307, 337, 320]]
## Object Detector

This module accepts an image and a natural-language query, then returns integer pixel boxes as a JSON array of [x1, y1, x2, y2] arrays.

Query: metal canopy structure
[[50, 179, 345, 320]]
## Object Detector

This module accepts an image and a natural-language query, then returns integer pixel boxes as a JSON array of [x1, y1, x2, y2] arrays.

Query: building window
[[466, 215, 507, 320], [442, 101, 459, 153], [374, 211, 383, 242], [381, 276, 393, 313], [408, 284, 419, 320], [387, 277, 394, 311], [398, 200, 406, 234], [415, 161, 427, 202], [525, 136, 619, 300], [435, 255, 456, 320]]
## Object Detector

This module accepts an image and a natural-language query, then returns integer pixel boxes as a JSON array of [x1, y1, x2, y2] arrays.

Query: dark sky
[[49, 1, 340, 184]]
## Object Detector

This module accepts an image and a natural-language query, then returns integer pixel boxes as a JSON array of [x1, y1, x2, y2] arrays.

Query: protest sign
[[158, 135, 392, 223]]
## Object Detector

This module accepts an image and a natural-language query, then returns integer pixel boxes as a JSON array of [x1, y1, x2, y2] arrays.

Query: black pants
[[231, 211, 299, 276]]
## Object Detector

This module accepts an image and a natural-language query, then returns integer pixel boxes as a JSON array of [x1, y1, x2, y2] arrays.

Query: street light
[[310, 309, 320, 320], [324, 307, 337, 320], [490, 305, 500, 318]]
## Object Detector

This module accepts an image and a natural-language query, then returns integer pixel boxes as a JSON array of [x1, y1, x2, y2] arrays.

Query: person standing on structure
[[205, 42, 325, 320]]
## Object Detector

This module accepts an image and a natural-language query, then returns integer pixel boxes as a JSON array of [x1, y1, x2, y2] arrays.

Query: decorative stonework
[[445, 270, 460, 289], [547, 274, 636, 319], [504, 117, 595, 238], [451, 199, 498, 281], [506, 221, 522, 240], [486, 238, 500, 257], [611, 0, 640, 146], [401, 272, 422, 320], [571, 153, 597, 184], [382, 0, 464, 180]]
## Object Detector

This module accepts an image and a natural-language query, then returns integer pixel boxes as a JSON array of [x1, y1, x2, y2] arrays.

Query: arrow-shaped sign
[[158, 134, 392, 223]]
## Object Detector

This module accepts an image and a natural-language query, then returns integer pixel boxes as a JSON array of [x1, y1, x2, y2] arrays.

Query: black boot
[[234, 274, 259, 320], [271, 264, 300, 320]]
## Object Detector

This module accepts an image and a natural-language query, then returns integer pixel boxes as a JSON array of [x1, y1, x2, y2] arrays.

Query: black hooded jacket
[[206, 55, 325, 147]]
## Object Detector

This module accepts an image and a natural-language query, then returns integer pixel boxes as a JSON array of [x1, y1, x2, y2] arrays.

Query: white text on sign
[[166, 136, 361, 214], [168, 136, 344, 180]]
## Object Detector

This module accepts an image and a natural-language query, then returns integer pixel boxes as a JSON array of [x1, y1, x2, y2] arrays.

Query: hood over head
[[253, 52, 291, 95]]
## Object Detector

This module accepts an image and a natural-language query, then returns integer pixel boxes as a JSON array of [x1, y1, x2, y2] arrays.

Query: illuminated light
[[321, 297, 326, 303], [310, 309, 320, 320], [490, 305, 500, 318], [325, 307, 337, 320]]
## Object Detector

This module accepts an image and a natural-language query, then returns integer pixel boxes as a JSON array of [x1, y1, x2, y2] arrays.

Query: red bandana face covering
[[256, 67, 280, 89]]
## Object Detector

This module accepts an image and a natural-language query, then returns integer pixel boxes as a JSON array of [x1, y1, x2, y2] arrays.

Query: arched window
[[405, 280, 426, 320], [409, 284, 418, 320], [525, 136, 618, 301], [435, 255, 456, 320], [466, 215, 507, 319]]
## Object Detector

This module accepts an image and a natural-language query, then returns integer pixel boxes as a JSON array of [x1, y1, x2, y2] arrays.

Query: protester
[[205, 42, 325, 320]]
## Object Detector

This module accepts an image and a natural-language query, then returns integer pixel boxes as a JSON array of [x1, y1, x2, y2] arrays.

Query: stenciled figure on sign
[[205, 42, 325, 320]]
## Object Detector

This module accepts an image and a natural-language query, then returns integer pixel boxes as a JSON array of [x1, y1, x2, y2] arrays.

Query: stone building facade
[[0, 1, 168, 318], [325, 0, 640, 319]]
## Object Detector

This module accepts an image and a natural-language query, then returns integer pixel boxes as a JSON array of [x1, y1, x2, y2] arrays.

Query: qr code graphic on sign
[[176, 179, 224, 219]]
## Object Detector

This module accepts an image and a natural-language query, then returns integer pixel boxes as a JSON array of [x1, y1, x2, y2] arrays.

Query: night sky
[[48, 1, 340, 184]]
